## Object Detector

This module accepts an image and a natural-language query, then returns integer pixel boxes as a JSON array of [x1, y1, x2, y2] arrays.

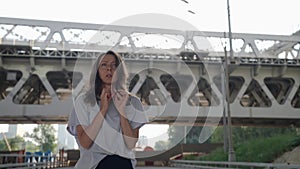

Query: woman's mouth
[[106, 74, 112, 78]]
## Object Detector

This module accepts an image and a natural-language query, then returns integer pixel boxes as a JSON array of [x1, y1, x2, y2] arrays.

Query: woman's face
[[98, 54, 117, 85]]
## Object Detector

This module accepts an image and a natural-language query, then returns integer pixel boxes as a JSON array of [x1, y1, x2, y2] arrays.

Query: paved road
[[137, 167, 176, 169], [60, 167, 177, 169]]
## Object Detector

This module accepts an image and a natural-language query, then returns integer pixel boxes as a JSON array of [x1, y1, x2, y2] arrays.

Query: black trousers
[[95, 155, 133, 169]]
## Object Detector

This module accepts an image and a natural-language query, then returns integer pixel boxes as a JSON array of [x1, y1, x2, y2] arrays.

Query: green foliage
[[231, 126, 296, 144], [192, 133, 300, 163], [168, 125, 213, 147], [210, 126, 297, 144], [25, 124, 57, 152], [154, 140, 169, 150], [235, 134, 297, 162], [0, 141, 6, 150], [168, 125, 184, 147], [210, 126, 225, 143], [196, 148, 227, 161], [9, 136, 25, 150], [173, 125, 298, 163], [25, 141, 39, 152], [0, 136, 25, 151], [289, 134, 300, 147], [184, 154, 201, 160]]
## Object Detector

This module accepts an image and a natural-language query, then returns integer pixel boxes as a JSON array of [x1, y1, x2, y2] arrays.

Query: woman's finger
[[100, 88, 106, 99], [117, 90, 127, 96]]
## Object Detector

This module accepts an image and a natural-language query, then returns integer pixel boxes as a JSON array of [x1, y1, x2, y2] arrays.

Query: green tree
[[210, 126, 224, 143], [168, 125, 213, 147], [154, 140, 169, 150], [231, 126, 297, 143], [189, 126, 213, 143], [0, 136, 25, 151], [24, 141, 38, 152], [25, 124, 57, 152], [168, 125, 184, 147], [210, 126, 297, 145]]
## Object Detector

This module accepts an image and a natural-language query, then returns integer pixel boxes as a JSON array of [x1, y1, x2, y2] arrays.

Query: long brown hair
[[84, 50, 128, 105]]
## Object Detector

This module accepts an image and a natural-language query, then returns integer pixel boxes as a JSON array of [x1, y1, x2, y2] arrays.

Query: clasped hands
[[100, 88, 129, 116]]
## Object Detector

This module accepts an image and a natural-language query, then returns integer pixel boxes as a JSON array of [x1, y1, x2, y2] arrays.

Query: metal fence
[[170, 160, 300, 169], [0, 153, 68, 169]]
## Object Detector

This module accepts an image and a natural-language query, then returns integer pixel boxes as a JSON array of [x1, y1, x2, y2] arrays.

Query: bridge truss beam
[[0, 17, 299, 126]]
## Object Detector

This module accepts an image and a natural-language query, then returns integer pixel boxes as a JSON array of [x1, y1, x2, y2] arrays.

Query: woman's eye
[[100, 63, 117, 70], [111, 64, 117, 69], [100, 63, 107, 69]]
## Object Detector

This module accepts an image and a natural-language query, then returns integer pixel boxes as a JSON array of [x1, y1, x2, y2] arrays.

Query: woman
[[67, 50, 148, 169]]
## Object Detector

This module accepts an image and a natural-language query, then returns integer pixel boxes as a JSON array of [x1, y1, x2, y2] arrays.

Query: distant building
[[0, 124, 26, 139], [137, 135, 148, 148], [57, 124, 76, 150], [7, 125, 17, 138]]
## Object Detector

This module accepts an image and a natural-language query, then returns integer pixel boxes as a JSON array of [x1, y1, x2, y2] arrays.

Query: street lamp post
[[224, 45, 235, 162], [226, 0, 236, 162]]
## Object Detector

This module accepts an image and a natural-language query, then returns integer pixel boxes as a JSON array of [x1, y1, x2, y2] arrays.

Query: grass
[[184, 133, 300, 163]]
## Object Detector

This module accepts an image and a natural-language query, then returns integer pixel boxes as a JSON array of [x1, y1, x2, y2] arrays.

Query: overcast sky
[[0, 0, 299, 35]]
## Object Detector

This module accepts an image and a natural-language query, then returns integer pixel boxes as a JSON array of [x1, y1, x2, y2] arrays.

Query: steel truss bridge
[[0, 17, 300, 126]]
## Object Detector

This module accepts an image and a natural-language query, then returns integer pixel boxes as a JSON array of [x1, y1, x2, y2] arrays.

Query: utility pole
[[222, 46, 228, 153], [226, 0, 236, 162], [1, 132, 12, 151], [227, 0, 234, 59]]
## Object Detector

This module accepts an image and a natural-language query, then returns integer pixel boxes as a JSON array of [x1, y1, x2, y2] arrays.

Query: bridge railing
[[0, 153, 68, 168], [170, 160, 300, 169], [1, 17, 300, 60]]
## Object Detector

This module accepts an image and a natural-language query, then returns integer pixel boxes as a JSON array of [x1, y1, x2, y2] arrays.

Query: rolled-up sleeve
[[67, 94, 89, 136], [67, 108, 79, 136]]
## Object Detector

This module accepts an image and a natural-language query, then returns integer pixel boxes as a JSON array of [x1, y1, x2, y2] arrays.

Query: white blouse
[[67, 93, 148, 169]]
